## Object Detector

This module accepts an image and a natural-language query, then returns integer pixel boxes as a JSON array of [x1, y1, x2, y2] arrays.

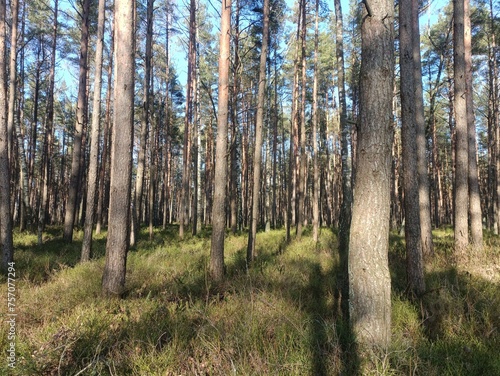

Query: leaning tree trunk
[[64, 0, 90, 242], [210, 0, 231, 281], [348, 0, 394, 353], [102, 0, 135, 297], [82, 0, 106, 261]]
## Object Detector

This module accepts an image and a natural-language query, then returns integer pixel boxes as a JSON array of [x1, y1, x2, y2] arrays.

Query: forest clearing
[[0, 226, 499, 375]]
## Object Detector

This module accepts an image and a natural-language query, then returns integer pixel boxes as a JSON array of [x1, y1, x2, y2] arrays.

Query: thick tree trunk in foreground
[[102, 0, 135, 297], [453, 0, 469, 252], [247, 0, 269, 265], [210, 0, 231, 281], [82, 0, 106, 261], [348, 0, 394, 352]]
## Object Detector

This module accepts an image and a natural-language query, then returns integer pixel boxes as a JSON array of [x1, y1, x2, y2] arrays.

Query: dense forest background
[[0, 0, 499, 373]]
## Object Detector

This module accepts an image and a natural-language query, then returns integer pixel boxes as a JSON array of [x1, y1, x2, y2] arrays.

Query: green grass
[[0, 225, 499, 375]]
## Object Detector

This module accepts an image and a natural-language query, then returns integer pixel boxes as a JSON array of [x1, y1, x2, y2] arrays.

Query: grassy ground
[[0, 225, 499, 375]]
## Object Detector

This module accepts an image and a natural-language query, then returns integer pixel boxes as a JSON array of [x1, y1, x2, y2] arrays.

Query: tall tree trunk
[[348, 0, 394, 352], [229, 0, 240, 234], [38, 0, 58, 244], [453, 0, 469, 252], [179, 0, 196, 239], [6, 0, 18, 165], [132, 0, 154, 245], [334, 0, 352, 319], [210, 0, 231, 281], [488, 0, 499, 234], [413, 0, 434, 257], [192, 16, 201, 236], [400, 0, 425, 296], [0, 0, 14, 274], [96, 25, 114, 235], [64, 0, 90, 242], [296, 0, 306, 240], [10, 0, 29, 232], [247, 0, 269, 265], [102, 0, 135, 297], [82, 0, 106, 261], [465, 0, 482, 249], [311, 0, 320, 243]]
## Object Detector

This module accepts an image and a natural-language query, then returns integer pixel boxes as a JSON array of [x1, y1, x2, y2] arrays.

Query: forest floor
[[0, 225, 499, 375]]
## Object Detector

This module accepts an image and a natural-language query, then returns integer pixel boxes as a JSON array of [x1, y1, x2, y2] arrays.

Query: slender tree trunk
[[38, 0, 58, 244], [489, 0, 499, 234], [465, 0, 482, 250], [64, 0, 90, 242], [82, 0, 106, 261], [247, 0, 269, 265], [210, 0, 231, 281], [413, 0, 434, 258], [0, 0, 14, 273], [453, 0, 469, 252], [179, 0, 196, 239], [96, 25, 114, 235], [348, 0, 394, 352], [132, 0, 154, 245], [334, 0, 352, 319], [163, 5, 171, 229], [229, 0, 240, 234], [311, 0, 320, 243], [296, 0, 306, 240], [10, 0, 29, 232], [6, 0, 18, 165], [102, 0, 135, 297], [400, 0, 425, 296]]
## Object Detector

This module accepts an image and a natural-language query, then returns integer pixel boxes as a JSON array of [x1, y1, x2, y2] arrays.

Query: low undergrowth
[[0, 225, 498, 375]]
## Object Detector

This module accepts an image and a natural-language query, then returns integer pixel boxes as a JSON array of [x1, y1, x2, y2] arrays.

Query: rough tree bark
[[453, 0, 469, 252], [348, 0, 394, 352], [102, 0, 135, 297], [210, 0, 231, 281]]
